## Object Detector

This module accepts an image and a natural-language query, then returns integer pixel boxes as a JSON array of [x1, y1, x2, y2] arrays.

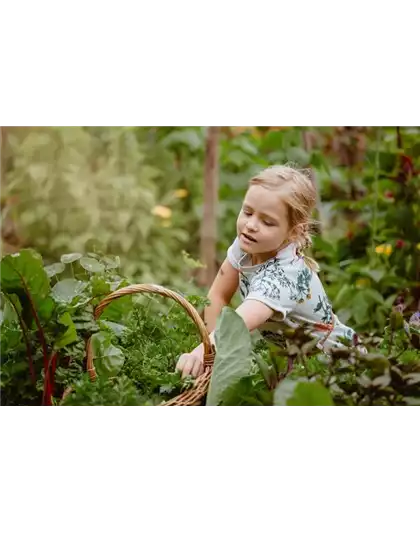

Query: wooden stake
[[199, 127, 220, 287]]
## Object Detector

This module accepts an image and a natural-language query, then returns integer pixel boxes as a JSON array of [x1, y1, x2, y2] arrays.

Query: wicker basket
[[63, 284, 215, 406]]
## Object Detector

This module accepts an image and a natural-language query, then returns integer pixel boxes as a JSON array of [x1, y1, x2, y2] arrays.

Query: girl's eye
[[263, 220, 274, 226], [243, 210, 252, 216]]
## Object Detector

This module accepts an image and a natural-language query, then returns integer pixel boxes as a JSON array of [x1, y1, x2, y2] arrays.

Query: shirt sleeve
[[227, 237, 244, 270], [245, 263, 296, 319]]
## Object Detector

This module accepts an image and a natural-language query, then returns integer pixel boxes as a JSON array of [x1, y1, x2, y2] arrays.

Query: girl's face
[[237, 185, 290, 259]]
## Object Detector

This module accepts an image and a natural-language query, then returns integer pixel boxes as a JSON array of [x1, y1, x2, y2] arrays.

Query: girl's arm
[[176, 298, 274, 377], [203, 258, 240, 332]]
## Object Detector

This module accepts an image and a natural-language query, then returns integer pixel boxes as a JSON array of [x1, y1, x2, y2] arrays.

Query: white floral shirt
[[227, 238, 360, 352]]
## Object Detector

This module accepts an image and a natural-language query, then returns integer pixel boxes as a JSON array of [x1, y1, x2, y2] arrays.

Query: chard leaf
[[1, 249, 55, 323], [206, 307, 253, 406]]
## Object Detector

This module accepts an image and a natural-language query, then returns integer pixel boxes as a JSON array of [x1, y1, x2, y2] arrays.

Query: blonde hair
[[249, 164, 320, 272]]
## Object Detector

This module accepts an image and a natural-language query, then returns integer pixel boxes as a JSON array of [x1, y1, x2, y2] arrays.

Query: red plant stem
[[12, 267, 50, 370], [51, 352, 57, 396], [42, 370, 52, 406], [42, 352, 58, 406]]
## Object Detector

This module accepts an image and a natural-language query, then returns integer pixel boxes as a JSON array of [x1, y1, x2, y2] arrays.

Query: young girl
[[176, 164, 363, 378]]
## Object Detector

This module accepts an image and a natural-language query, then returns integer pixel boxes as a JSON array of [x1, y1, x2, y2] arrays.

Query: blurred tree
[[199, 126, 220, 287]]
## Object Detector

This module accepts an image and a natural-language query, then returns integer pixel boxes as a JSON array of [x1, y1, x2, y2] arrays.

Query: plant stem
[[299, 353, 311, 379], [42, 351, 58, 406]]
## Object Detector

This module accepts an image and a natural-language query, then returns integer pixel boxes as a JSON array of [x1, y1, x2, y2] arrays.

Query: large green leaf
[[44, 262, 65, 278], [274, 379, 334, 406], [51, 279, 88, 304], [1, 249, 50, 300], [0, 249, 55, 323], [60, 253, 82, 264], [80, 257, 105, 273], [90, 331, 125, 377], [206, 308, 253, 406]]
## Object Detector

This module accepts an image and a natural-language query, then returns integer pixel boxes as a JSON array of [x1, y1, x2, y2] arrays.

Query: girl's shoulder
[[227, 237, 244, 270]]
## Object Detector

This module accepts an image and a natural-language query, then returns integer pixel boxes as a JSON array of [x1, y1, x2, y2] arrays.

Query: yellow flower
[[151, 205, 172, 219], [355, 278, 370, 288], [384, 244, 392, 256], [375, 244, 392, 256], [174, 189, 189, 199], [417, 243, 420, 251]]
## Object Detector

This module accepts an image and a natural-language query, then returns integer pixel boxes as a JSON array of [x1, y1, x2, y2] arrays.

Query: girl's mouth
[[241, 232, 257, 244]]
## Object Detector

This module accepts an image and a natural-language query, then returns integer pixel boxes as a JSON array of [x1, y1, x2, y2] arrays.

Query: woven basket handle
[[86, 283, 215, 380]]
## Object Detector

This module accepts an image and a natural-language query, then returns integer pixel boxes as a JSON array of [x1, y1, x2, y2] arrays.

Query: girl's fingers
[[181, 356, 195, 378], [191, 357, 203, 378], [176, 353, 203, 378], [176, 354, 188, 373]]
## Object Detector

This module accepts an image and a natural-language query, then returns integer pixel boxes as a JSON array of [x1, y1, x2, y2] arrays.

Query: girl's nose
[[246, 218, 258, 232]]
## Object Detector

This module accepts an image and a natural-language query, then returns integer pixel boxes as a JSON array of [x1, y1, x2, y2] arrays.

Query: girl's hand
[[176, 345, 205, 378]]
